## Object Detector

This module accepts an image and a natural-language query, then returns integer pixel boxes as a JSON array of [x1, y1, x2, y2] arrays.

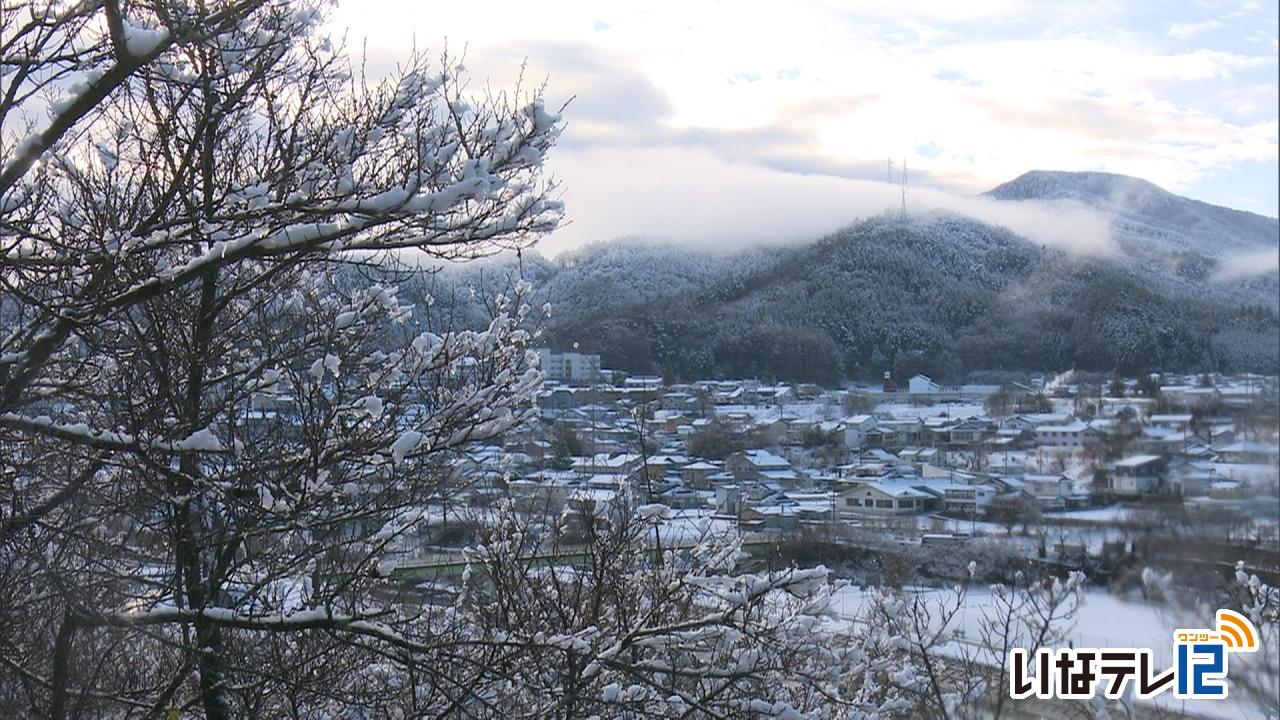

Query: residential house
[[1216, 441, 1280, 465], [870, 419, 924, 450], [948, 417, 994, 447], [1022, 474, 1086, 510], [651, 410, 688, 434], [573, 452, 643, 479], [727, 449, 804, 487], [752, 417, 789, 445], [1161, 385, 1222, 410], [659, 391, 695, 411], [538, 386, 580, 412], [715, 482, 788, 520], [898, 447, 940, 467], [658, 484, 706, 509], [711, 386, 746, 406], [842, 414, 877, 450], [681, 461, 720, 490], [1002, 415, 1041, 434], [1137, 427, 1193, 456], [1110, 455, 1167, 496], [1168, 460, 1219, 498], [1148, 414, 1194, 431], [1036, 421, 1087, 448], [938, 483, 999, 515], [837, 482, 930, 518], [923, 418, 954, 448]]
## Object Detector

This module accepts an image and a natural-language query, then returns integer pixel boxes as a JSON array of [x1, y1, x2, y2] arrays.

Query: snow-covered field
[[1043, 505, 1134, 523], [911, 513, 1125, 553]]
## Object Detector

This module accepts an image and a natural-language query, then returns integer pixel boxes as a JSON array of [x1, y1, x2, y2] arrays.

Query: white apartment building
[[536, 349, 603, 383]]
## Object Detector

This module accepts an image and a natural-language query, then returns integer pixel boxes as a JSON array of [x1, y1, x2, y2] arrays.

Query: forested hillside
[[418, 208, 1279, 384]]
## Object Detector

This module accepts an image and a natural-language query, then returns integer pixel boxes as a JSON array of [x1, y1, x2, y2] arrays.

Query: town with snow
[[363, 352, 1280, 716], [400, 350, 1277, 553], [384, 349, 1280, 707]]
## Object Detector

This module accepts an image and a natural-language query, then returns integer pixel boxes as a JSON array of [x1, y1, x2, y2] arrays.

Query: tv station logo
[[1009, 609, 1259, 701]]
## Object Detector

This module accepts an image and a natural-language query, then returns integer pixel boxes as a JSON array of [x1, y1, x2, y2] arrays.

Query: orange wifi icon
[[1217, 609, 1258, 652]]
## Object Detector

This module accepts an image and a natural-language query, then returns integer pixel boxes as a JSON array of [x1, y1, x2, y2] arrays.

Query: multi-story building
[[536, 349, 602, 383]]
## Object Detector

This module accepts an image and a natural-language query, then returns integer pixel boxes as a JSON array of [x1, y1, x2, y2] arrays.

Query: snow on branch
[[0, 414, 226, 453]]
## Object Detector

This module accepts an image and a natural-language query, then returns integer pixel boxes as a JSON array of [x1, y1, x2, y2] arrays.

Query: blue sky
[[336, 1, 1278, 253]]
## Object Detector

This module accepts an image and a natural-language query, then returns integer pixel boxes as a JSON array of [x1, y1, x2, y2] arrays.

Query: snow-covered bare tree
[[1144, 563, 1280, 719], [0, 1, 932, 718], [1, 0, 560, 716], [450, 493, 904, 718], [1225, 564, 1279, 717], [863, 568, 1083, 720]]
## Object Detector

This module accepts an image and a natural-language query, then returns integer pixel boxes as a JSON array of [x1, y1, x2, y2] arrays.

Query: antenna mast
[[900, 157, 908, 221]]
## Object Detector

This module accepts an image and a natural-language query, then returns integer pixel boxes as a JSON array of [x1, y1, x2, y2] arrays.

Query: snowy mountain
[[985, 170, 1279, 258], [418, 173, 1280, 383]]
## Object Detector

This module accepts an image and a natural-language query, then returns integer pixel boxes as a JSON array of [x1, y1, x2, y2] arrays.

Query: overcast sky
[[332, 1, 1279, 255]]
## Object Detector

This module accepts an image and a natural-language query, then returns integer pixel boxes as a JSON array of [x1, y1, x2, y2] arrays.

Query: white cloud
[[543, 144, 1115, 257], [1214, 247, 1280, 281], [329, 0, 1280, 246], [1168, 19, 1223, 39]]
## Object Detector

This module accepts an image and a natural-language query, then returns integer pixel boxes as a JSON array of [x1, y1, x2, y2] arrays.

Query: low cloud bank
[[543, 144, 1115, 256], [1215, 247, 1280, 281]]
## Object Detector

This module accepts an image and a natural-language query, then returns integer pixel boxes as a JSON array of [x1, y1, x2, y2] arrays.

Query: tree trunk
[[186, 268, 228, 720], [49, 610, 77, 720]]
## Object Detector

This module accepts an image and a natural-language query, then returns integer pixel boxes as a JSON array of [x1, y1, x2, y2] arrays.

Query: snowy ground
[[911, 513, 1125, 554], [1043, 505, 1134, 523]]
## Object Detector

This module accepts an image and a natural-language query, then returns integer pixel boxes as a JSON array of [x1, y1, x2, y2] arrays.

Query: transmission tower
[[900, 157, 908, 221]]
